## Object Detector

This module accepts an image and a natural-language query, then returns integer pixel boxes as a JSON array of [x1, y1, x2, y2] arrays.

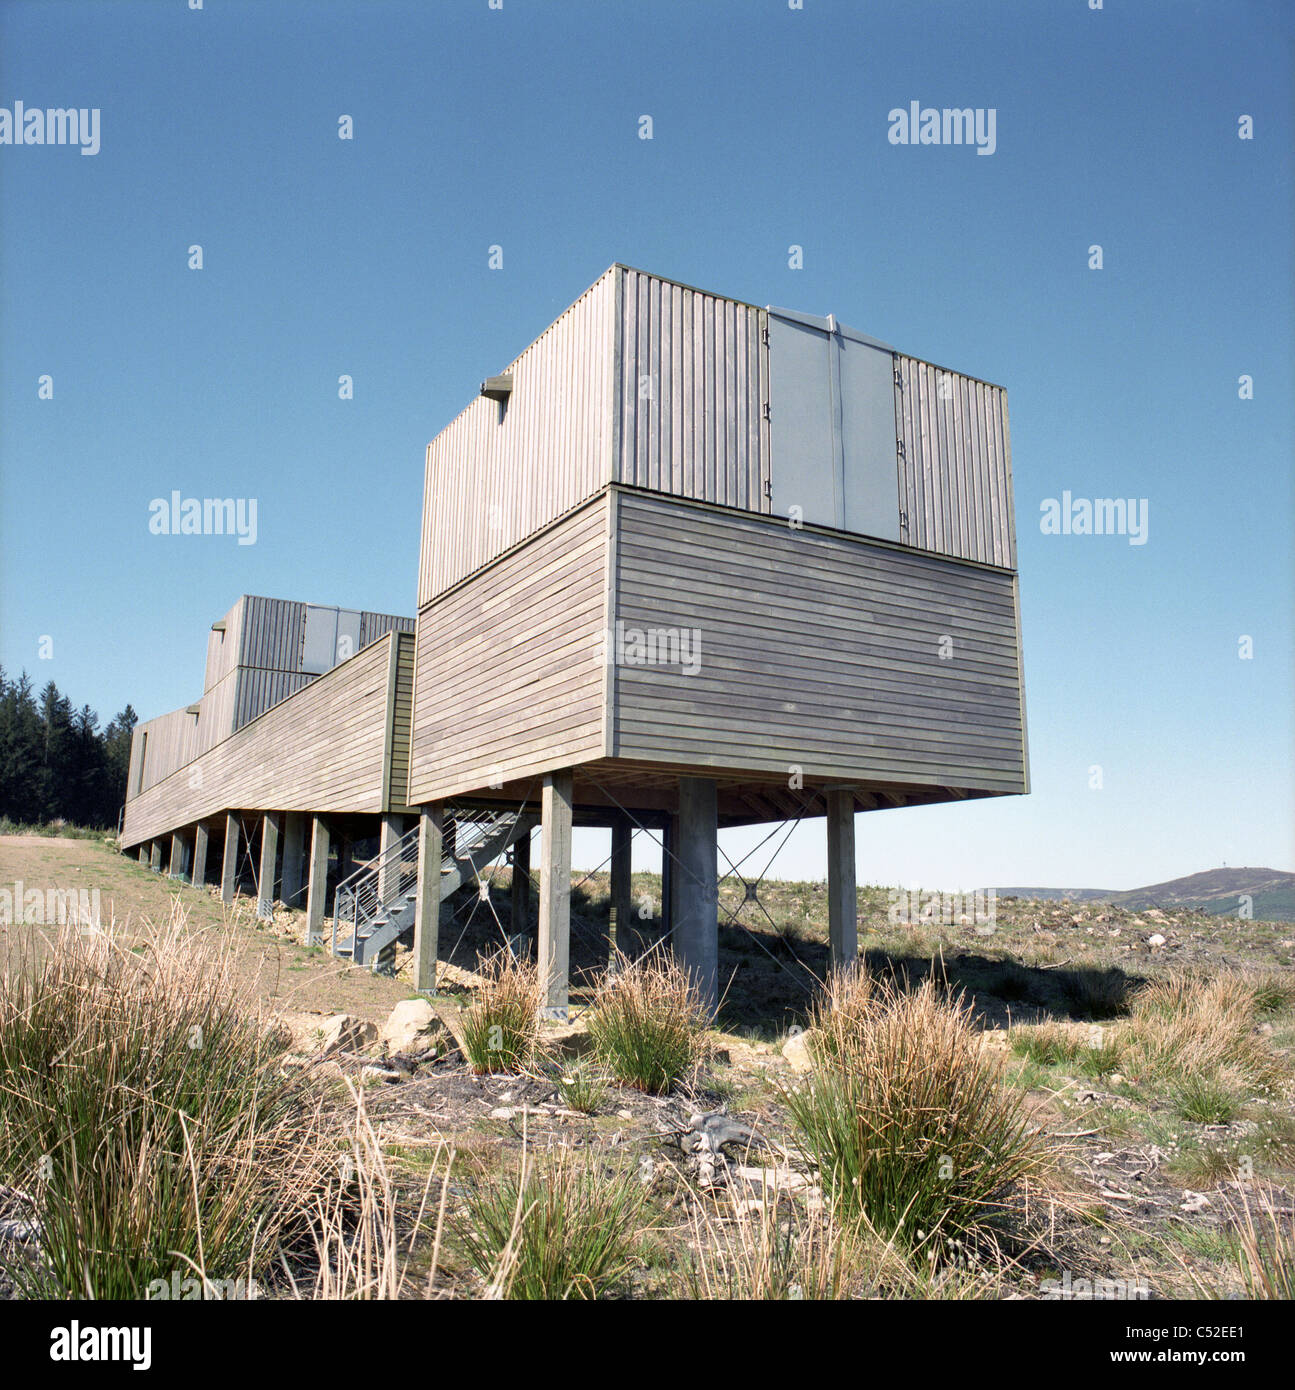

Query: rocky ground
[[3, 833, 1292, 1299]]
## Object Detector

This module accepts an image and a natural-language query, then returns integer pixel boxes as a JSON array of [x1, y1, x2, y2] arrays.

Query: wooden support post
[[825, 790, 859, 970], [220, 813, 239, 902], [378, 813, 404, 903], [192, 823, 209, 889], [412, 806, 443, 993], [149, 840, 161, 873], [610, 817, 633, 965], [280, 812, 305, 908], [306, 816, 330, 946], [257, 812, 280, 920], [337, 835, 353, 885], [674, 777, 718, 1016], [138, 845, 148, 866], [510, 823, 531, 944], [537, 770, 573, 1019], [169, 830, 189, 881]]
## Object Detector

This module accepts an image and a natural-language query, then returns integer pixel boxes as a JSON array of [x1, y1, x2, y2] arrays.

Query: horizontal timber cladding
[[387, 630, 416, 808], [895, 355, 1015, 568], [610, 492, 1026, 793], [417, 268, 617, 607], [615, 267, 771, 514], [120, 633, 398, 848], [408, 495, 610, 804]]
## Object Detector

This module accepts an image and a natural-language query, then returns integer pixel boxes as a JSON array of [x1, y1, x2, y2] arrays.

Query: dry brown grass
[[1123, 971, 1289, 1091], [785, 970, 1056, 1251], [460, 949, 545, 1074], [588, 951, 708, 1093]]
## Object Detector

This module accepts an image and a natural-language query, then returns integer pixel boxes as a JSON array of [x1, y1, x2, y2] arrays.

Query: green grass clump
[[784, 971, 1051, 1253], [1009, 1022, 1082, 1068], [556, 1063, 609, 1115], [1169, 1073, 1241, 1125], [587, 953, 706, 1094], [460, 950, 544, 1075], [454, 1151, 646, 1299]]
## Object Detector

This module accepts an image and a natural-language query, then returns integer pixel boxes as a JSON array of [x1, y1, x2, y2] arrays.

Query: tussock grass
[[784, 970, 1052, 1253], [454, 1147, 646, 1299], [460, 950, 544, 1075], [1169, 1072, 1242, 1125], [0, 913, 334, 1299], [1123, 972, 1289, 1091], [555, 1062, 609, 1116], [588, 952, 707, 1094]]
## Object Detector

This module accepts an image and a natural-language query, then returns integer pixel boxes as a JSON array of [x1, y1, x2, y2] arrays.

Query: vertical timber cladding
[[615, 267, 771, 513], [407, 496, 610, 804], [415, 264, 774, 609], [894, 354, 1015, 568], [610, 491, 1026, 794], [417, 270, 618, 606]]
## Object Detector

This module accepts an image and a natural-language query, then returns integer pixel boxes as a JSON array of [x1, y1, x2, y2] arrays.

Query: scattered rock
[[361, 1062, 404, 1085], [378, 999, 446, 1057], [733, 1165, 809, 1193], [539, 1017, 593, 1059], [781, 1029, 815, 1073], [1180, 1191, 1211, 1213], [1147, 934, 1167, 948], [276, 1011, 376, 1056]]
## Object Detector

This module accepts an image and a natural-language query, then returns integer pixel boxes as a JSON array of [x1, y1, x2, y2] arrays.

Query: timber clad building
[[121, 265, 1028, 1014]]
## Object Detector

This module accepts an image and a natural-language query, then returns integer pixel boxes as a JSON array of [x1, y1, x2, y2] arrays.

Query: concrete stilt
[[257, 812, 280, 920], [220, 813, 239, 902], [674, 777, 719, 1015], [825, 790, 858, 969], [149, 840, 161, 873], [306, 816, 330, 946], [138, 845, 148, 867], [537, 770, 573, 1019], [169, 830, 189, 881], [193, 823, 209, 889], [412, 806, 443, 992], [280, 812, 305, 908], [610, 817, 633, 964], [661, 813, 677, 934]]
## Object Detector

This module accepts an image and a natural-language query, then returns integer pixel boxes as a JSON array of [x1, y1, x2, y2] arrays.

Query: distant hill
[[997, 867, 1295, 922]]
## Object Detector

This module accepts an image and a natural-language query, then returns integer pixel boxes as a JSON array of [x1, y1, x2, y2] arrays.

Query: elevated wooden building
[[122, 265, 1028, 1015]]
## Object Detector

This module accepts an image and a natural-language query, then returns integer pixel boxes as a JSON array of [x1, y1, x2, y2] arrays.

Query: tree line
[[0, 668, 137, 828]]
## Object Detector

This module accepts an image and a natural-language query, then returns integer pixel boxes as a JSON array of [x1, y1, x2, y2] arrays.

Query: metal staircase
[[331, 809, 527, 969]]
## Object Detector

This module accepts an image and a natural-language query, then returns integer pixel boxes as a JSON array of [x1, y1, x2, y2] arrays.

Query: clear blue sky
[[2, 0, 1291, 890]]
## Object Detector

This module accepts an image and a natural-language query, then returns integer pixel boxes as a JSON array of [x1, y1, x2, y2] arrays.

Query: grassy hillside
[[999, 867, 1295, 921]]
